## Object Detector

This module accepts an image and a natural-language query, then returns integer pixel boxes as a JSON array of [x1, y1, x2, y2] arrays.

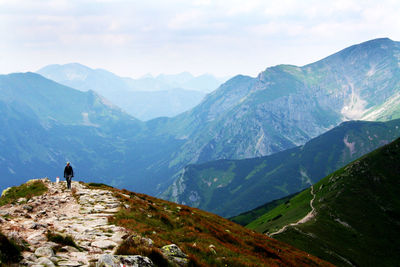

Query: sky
[[1, 0, 400, 78]]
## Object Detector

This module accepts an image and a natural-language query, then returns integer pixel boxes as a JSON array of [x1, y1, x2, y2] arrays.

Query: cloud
[[0, 0, 400, 77]]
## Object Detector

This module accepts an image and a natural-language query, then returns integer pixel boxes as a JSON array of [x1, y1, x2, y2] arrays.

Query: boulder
[[35, 247, 55, 258], [96, 254, 118, 267], [118, 255, 154, 267], [161, 244, 188, 266], [161, 244, 187, 258]]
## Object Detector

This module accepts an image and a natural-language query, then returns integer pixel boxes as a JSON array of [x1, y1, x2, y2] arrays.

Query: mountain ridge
[[0, 178, 330, 266], [163, 119, 400, 217], [244, 137, 400, 266], [2, 38, 400, 198], [37, 64, 226, 120]]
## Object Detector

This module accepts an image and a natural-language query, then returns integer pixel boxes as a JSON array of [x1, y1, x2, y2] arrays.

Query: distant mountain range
[[162, 119, 400, 217], [1, 38, 400, 202], [0, 72, 182, 192], [242, 137, 400, 266], [37, 64, 226, 120]]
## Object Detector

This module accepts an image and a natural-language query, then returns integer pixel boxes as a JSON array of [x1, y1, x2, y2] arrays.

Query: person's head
[[66, 162, 70, 166]]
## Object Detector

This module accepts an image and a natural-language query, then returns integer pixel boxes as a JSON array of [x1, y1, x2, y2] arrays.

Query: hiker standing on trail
[[64, 162, 74, 189]]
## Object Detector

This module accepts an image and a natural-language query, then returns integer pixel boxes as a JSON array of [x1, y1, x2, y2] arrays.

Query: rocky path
[[269, 185, 317, 237], [0, 179, 129, 266]]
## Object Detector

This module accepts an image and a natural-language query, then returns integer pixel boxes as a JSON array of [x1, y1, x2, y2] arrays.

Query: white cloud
[[1, 0, 400, 77]]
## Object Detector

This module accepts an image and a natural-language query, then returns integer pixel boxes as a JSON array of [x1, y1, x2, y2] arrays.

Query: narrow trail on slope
[[0, 178, 129, 266], [269, 185, 317, 237]]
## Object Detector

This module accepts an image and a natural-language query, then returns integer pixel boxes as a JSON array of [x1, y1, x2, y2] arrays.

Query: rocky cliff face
[[165, 38, 400, 164], [161, 38, 400, 201]]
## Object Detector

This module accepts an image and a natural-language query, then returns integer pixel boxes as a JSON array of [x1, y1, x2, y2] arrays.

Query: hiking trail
[[0, 178, 130, 266], [269, 185, 317, 237]]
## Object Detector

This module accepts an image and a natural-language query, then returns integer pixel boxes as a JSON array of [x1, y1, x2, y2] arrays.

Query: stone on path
[[36, 256, 56, 267], [35, 246, 55, 258], [92, 239, 117, 249], [96, 254, 154, 267]]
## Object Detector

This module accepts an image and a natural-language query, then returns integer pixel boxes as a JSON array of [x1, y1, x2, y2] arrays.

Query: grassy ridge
[[0, 180, 48, 206], [103, 187, 330, 266], [246, 138, 400, 266]]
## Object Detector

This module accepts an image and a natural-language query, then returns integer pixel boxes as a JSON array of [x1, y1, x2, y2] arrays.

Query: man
[[64, 162, 74, 189]]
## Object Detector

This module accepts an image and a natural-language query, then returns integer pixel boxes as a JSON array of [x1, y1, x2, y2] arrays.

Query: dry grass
[[101, 186, 331, 267]]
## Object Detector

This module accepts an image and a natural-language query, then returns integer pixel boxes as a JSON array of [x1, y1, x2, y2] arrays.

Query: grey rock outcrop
[[161, 244, 188, 266], [96, 254, 154, 267]]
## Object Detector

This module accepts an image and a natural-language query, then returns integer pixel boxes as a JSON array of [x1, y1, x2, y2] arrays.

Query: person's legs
[[67, 176, 72, 189]]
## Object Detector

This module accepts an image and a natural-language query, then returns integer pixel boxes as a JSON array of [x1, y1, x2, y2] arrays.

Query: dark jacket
[[64, 165, 74, 178]]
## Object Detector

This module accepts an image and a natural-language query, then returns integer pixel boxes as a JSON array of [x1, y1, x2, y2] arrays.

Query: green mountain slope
[[246, 138, 400, 266], [163, 119, 400, 218], [0, 73, 183, 193]]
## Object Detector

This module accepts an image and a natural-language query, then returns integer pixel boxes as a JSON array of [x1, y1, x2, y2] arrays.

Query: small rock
[[50, 257, 59, 263], [27, 232, 47, 245], [35, 247, 55, 258], [36, 257, 56, 267], [26, 253, 38, 262], [31, 223, 47, 229], [38, 210, 47, 216], [57, 260, 81, 266], [61, 245, 80, 253], [91, 240, 117, 249], [23, 205, 34, 211], [209, 244, 217, 255], [0, 210, 10, 216]]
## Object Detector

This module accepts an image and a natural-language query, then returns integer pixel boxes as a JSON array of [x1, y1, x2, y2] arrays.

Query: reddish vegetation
[[103, 187, 331, 266]]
